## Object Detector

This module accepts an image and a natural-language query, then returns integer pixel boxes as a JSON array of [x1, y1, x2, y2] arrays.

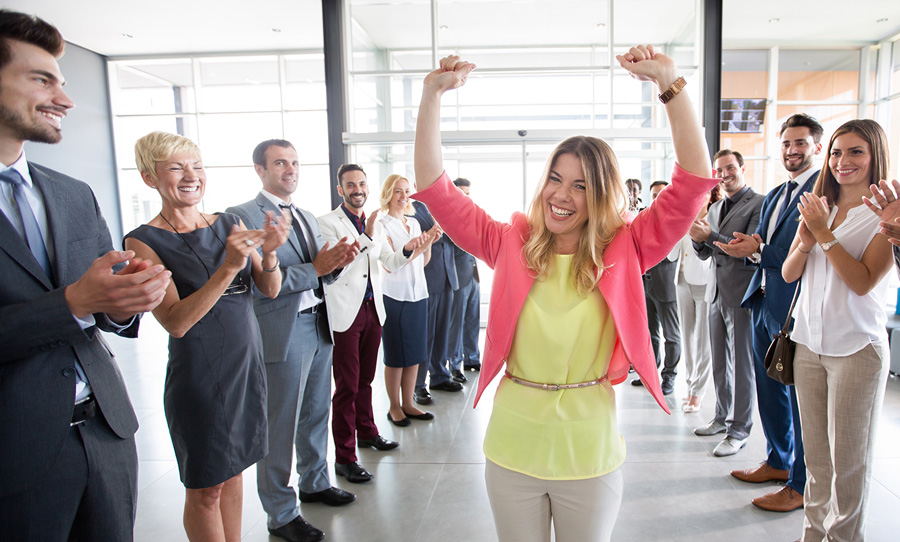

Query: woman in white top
[[676, 185, 720, 413], [379, 174, 439, 426], [782, 119, 896, 542]]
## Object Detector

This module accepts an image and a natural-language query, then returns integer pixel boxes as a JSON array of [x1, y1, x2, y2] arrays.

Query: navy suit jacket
[[0, 163, 140, 497], [412, 200, 459, 292], [740, 171, 818, 325]]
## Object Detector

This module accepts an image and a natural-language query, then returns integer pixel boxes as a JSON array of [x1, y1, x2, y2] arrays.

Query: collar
[[340, 202, 365, 223], [1, 151, 33, 187], [789, 167, 818, 187], [726, 186, 750, 203], [260, 189, 290, 209]]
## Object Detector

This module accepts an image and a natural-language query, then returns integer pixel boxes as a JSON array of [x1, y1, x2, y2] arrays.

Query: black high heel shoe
[[387, 412, 411, 427]]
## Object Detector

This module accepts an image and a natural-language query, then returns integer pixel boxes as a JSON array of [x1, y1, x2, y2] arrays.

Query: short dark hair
[[0, 10, 65, 72], [649, 180, 668, 190], [713, 149, 744, 167], [452, 177, 470, 188], [624, 178, 642, 190], [252, 139, 295, 168], [779, 113, 824, 144], [336, 163, 366, 186]]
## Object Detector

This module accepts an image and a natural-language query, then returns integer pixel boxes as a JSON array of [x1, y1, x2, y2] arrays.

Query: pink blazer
[[413, 165, 718, 413]]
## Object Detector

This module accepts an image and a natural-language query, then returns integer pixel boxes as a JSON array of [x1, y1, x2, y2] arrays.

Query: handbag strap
[[780, 281, 801, 334]]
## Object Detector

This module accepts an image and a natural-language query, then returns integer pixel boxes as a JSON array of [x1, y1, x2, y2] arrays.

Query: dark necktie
[[720, 197, 734, 221], [1, 168, 53, 280], [776, 180, 797, 223], [280, 203, 322, 297]]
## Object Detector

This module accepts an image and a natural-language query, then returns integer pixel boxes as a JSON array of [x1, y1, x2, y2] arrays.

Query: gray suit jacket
[[227, 193, 340, 362], [0, 163, 139, 497], [694, 186, 764, 308]]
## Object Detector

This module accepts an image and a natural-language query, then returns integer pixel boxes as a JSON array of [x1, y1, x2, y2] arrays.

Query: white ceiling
[[4, 0, 900, 57]]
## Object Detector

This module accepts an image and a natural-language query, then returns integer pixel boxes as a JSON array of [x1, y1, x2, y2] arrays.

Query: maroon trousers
[[331, 299, 382, 464]]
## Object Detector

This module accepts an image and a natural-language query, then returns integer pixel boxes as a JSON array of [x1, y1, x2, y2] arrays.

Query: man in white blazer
[[317, 164, 410, 482]]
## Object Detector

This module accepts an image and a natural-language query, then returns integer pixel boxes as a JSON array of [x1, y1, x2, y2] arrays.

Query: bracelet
[[658, 76, 687, 104], [263, 258, 279, 272], [799, 247, 812, 254]]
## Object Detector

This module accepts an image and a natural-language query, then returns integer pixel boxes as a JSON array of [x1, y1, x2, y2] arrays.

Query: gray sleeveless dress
[[125, 213, 267, 488]]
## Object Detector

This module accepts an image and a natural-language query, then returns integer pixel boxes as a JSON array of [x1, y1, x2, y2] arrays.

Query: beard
[[783, 153, 813, 173], [0, 104, 62, 144], [343, 193, 367, 209]]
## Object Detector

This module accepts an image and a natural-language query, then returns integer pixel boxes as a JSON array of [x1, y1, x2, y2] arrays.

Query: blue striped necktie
[[1, 168, 53, 280]]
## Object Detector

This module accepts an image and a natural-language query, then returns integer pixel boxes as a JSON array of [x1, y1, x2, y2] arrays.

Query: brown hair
[[0, 10, 64, 72], [812, 119, 890, 207]]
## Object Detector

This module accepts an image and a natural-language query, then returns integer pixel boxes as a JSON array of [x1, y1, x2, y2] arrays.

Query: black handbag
[[764, 282, 800, 385]]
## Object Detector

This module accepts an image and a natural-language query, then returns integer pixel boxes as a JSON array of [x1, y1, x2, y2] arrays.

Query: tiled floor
[[108, 318, 900, 541]]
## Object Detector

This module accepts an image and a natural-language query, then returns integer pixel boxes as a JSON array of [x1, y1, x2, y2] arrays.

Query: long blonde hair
[[523, 136, 627, 295]]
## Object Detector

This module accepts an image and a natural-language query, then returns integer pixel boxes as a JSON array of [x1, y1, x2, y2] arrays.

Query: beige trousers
[[794, 341, 889, 542], [676, 280, 712, 398], [484, 460, 623, 542]]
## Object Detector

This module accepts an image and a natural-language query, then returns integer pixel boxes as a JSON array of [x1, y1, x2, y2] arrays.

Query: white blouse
[[792, 204, 890, 356], [380, 213, 429, 302], [676, 234, 711, 286]]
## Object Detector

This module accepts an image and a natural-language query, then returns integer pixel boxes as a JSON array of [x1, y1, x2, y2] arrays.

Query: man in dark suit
[[447, 178, 481, 380], [0, 11, 170, 539], [633, 180, 681, 395], [717, 114, 824, 512], [227, 140, 358, 542], [412, 199, 463, 404], [691, 149, 763, 457]]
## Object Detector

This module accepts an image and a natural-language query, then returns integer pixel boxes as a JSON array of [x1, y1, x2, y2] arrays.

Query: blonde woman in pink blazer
[[412, 45, 718, 542]]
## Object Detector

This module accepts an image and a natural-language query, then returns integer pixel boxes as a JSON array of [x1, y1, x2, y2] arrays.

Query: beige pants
[[676, 280, 711, 398], [794, 341, 889, 542], [484, 460, 623, 542]]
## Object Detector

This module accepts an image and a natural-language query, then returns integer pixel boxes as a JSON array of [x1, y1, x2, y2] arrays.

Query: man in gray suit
[[0, 10, 170, 539], [691, 149, 763, 457], [633, 180, 681, 395], [227, 140, 358, 542]]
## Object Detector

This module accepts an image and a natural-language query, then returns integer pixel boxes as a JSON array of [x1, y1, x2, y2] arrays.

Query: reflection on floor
[[110, 318, 900, 542]]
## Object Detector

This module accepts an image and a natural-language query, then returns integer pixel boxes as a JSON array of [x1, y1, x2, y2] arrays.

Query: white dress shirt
[[380, 213, 428, 302]]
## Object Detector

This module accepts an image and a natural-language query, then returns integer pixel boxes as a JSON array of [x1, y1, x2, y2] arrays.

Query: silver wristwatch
[[820, 239, 839, 251]]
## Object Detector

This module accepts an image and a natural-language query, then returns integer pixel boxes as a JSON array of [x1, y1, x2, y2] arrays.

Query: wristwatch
[[749, 243, 764, 263], [820, 239, 839, 251]]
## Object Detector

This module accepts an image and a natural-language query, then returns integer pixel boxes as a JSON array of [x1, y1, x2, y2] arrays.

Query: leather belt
[[300, 303, 321, 315], [71, 395, 97, 426], [504, 371, 608, 391]]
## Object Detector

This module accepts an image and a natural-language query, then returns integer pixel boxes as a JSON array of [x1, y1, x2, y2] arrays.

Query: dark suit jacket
[[449, 237, 479, 287], [0, 163, 140, 497], [740, 172, 818, 324], [694, 186, 764, 308], [412, 200, 459, 292], [643, 256, 678, 303]]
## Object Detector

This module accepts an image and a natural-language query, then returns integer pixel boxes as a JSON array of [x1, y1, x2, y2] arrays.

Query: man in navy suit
[[447, 178, 481, 380], [0, 10, 170, 539], [717, 114, 824, 512]]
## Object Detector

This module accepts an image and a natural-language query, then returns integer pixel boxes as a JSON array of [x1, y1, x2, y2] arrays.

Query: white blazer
[[317, 207, 410, 333], [673, 234, 711, 286]]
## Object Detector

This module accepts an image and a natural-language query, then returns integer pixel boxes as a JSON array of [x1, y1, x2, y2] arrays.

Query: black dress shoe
[[358, 434, 400, 450], [297, 486, 356, 506], [386, 412, 410, 427], [335, 461, 373, 483], [268, 515, 324, 542], [431, 380, 463, 392], [450, 370, 467, 383], [464, 364, 481, 371], [402, 410, 435, 421], [631, 377, 644, 386], [661, 376, 675, 396], [414, 387, 433, 405]]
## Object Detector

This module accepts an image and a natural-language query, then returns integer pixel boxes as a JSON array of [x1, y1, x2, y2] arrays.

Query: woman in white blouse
[[782, 119, 895, 542], [378, 174, 439, 426]]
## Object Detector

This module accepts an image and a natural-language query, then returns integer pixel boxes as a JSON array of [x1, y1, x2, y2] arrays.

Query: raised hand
[[616, 44, 679, 90], [65, 250, 172, 321], [313, 236, 358, 277], [423, 55, 476, 95]]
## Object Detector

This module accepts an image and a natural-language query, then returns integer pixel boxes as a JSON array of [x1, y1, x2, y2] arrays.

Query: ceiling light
[[271, 28, 282, 33], [596, 23, 606, 28], [121, 33, 133, 38], [768, 18, 780, 24], [439, 25, 449, 30], [876, 18, 888, 23]]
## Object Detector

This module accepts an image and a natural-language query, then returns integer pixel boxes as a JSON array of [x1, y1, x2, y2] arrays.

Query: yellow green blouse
[[483, 254, 625, 480]]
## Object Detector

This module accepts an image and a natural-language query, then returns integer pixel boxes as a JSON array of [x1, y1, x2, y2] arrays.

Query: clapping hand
[[261, 209, 291, 255], [224, 225, 265, 272], [863, 179, 900, 247]]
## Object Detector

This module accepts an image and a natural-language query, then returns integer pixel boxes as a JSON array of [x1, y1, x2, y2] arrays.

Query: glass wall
[[108, 52, 330, 235]]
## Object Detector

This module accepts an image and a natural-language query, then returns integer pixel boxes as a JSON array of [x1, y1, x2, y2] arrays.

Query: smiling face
[[780, 126, 821, 176], [388, 178, 411, 216], [541, 152, 588, 253], [146, 151, 205, 210], [828, 132, 872, 189], [256, 144, 299, 203], [338, 169, 368, 211], [714, 153, 746, 197], [0, 39, 74, 155]]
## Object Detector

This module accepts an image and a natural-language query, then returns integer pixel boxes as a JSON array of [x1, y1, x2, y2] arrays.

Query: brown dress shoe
[[730, 461, 790, 483], [752, 486, 803, 512]]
